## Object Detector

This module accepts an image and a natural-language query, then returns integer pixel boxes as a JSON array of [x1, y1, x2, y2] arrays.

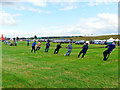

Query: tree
[[16, 37, 19, 41], [34, 35, 37, 39], [21, 37, 26, 39], [13, 38, 15, 41]]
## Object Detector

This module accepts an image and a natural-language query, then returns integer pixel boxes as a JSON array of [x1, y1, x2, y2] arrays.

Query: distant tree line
[[9, 35, 82, 40]]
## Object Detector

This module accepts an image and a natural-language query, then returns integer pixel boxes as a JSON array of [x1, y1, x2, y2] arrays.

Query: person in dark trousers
[[10, 43, 13, 46], [54, 43, 61, 54], [65, 43, 72, 56], [78, 43, 89, 58], [31, 40, 36, 53], [118, 41, 119, 46], [103, 41, 116, 61], [27, 40, 30, 46], [45, 41, 50, 52]]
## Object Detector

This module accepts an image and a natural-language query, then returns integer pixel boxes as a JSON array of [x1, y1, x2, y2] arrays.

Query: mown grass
[[2, 41, 118, 88]]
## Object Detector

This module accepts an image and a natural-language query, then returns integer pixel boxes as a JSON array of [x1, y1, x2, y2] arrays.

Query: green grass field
[[2, 41, 118, 88]]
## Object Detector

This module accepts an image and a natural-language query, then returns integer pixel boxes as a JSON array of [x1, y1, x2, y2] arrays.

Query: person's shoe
[[103, 59, 107, 61]]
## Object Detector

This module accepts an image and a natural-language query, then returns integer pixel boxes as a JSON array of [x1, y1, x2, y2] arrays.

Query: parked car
[[94, 40, 106, 45], [89, 40, 94, 44], [72, 41, 76, 43], [75, 40, 85, 44]]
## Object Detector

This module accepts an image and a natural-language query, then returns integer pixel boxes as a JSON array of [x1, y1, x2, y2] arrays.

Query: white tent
[[115, 38, 120, 41], [107, 38, 115, 42]]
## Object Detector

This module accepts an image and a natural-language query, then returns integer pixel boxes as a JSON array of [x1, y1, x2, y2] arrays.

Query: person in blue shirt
[[27, 40, 30, 46], [31, 40, 36, 53], [65, 43, 72, 56], [45, 41, 50, 52], [15, 41, 17, 46], [103, 41, 116, 61], [78, 43, 89, 58]]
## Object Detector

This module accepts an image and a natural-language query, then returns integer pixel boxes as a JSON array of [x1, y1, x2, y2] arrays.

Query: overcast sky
[[0, 0, 118, 38]]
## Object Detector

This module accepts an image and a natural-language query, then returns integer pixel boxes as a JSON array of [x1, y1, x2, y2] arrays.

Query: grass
[[2, 41, 118, 88]]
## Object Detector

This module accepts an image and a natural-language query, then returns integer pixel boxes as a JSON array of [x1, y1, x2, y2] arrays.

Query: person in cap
[[31, 40, 36, 53], [103, 41, 116, 61], [54, 43, 62, 54], [65, 43, 72, 56], [78, 43, 89, 58], [45, 41, 50, 52]]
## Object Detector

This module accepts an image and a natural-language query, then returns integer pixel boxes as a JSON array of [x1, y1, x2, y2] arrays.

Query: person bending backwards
[[65, 43, 72, 56], [35, 41, 41, 51], [103, 41, 116, 61], [31, 40, 36, 53], [54, 43, 61, 54], [45, 41, 50, 52], [78, 43, 89, 58]]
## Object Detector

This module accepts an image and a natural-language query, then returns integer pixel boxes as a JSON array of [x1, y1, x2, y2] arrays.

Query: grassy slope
[[2, 41, 118, 88], [62, 35, 119, 41]]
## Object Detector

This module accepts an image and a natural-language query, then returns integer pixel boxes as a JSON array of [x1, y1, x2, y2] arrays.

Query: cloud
[[28, 7, 42, 14], [12, 14, 21, 17], [88, 2, 103, 6], [45, 11, 52, 14], [0, 11, 18, 26], [59, 5, 78, 10], [38, 13, 118, 36], [16, 6, 26, 10], [2, 13, 118, 38], [26, 0, 47, 7]]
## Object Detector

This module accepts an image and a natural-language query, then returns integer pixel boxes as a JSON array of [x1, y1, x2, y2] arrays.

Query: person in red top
[[35, 41, 41, 51], [13, 41, 15, 46]]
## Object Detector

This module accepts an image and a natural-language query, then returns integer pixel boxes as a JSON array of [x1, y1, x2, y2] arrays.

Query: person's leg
[[81, 52, 86, 58], [38, 47, 40, 50], [65, 50, 69, 56], [47, 48, 49, 52], [54, 49, 57, 54], [103, 50, 108, 60], [35, 47, 38, 51], [56, 49, 59, 54], [78, 51, 82, 58], [45, 48, 47, 52], [33, 46, 36, 53], [68, 50, 71, 56], [31, 46, 33, 53]]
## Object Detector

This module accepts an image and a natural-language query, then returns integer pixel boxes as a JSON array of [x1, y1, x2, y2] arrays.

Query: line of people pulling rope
[[31, 40, 116, 61]]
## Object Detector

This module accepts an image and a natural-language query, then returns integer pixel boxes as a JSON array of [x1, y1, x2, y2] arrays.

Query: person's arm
[[65, 45, 68, 48], [105, 44, 111, 48], [81, 45, 84, 48]]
